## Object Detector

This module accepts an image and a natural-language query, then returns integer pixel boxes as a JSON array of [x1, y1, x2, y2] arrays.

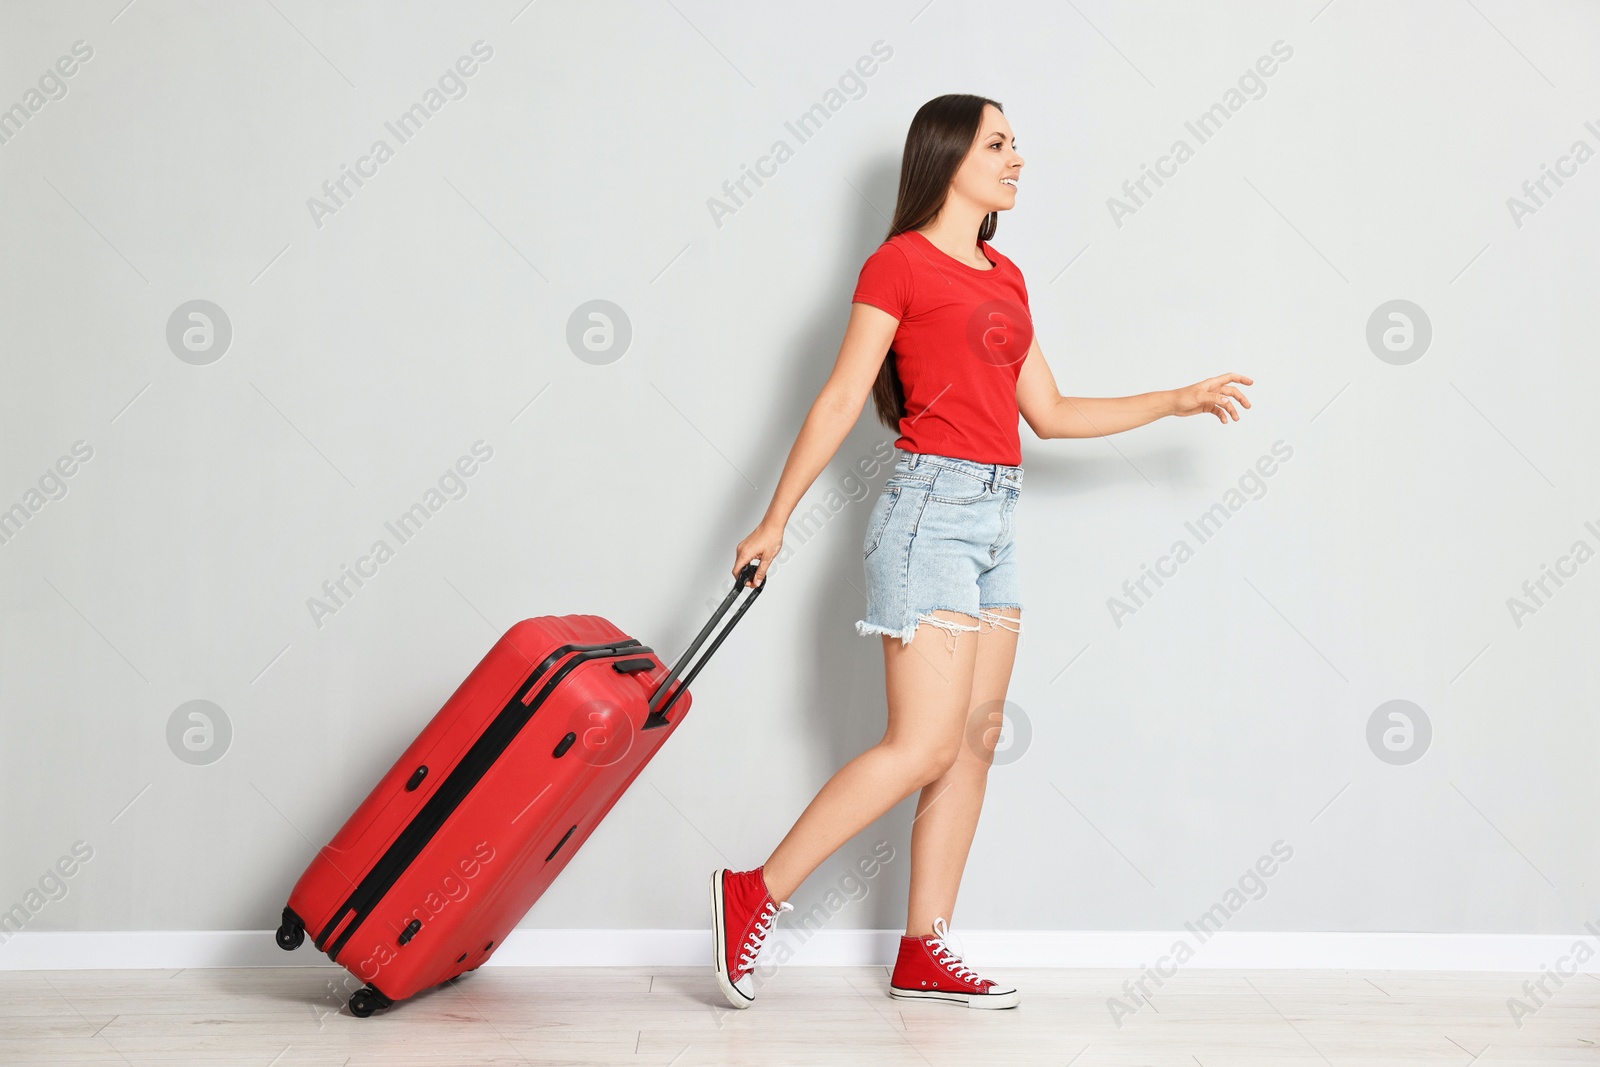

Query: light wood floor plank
[[3, 965, 1599, 1066]]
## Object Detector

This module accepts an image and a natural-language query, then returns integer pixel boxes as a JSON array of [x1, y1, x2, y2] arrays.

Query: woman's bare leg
[[905, 607, 1021, 937], [760, 609, 981, 903]]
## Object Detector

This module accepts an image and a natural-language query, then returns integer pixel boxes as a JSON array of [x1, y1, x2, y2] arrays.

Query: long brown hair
[[869, 93, 1004, 432]]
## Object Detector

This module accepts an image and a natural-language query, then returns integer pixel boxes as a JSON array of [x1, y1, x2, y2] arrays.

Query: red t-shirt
[[851, 229, 1034, 466]]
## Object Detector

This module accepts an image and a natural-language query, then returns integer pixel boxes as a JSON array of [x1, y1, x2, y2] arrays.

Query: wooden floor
[[3, 964, 1598, 1065]]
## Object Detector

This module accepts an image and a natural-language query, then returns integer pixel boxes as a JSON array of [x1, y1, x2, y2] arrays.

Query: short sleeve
[[995, 244, 1030, 310], [851, 241, 913, 320]]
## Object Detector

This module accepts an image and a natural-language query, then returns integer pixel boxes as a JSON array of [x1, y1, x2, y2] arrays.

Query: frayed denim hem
[[856, 607, 1020, 653], [855, 619, 918, 646], [977, 607, 1023, 635]]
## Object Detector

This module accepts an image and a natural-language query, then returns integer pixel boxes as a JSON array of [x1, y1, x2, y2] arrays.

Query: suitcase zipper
[[316, 639, 650, 960]]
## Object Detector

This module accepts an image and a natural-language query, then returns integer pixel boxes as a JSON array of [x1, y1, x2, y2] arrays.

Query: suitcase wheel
[[349, 986, 391, 1018], [274, 917, 304, 952]]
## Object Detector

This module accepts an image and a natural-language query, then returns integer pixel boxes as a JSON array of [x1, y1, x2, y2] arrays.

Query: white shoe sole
[[889, 984, 1021, 1009], [710, 869, 753, 1010]]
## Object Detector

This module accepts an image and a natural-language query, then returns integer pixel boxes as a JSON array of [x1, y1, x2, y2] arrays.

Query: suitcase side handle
[[645, 561, 766, 729]]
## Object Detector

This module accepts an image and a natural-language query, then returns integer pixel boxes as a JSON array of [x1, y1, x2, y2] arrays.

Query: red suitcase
[[274, 563, 766, 1016]]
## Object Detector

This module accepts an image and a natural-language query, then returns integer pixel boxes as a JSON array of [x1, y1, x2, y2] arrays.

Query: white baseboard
[[3, 929, 1599, 972]]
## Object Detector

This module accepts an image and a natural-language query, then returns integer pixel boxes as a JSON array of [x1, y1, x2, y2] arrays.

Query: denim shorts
[[855, 448, 1023, 651]]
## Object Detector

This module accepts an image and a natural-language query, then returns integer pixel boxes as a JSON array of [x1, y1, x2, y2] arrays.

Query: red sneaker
[[889, 916, 1019, 1008], [710, 867, 793, 1008]]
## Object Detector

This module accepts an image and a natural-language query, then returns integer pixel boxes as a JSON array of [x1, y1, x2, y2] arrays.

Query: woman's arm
[[1015, 336, 1251, 439], [733, 302, 900, 587]]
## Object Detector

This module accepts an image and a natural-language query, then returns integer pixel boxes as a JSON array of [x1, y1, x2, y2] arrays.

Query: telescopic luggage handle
[[645, 560, 766, 729]]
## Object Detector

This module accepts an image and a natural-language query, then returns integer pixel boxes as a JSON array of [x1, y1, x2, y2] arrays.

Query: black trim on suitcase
[[315, 639, 648, 959], [544, 824, 577, 862]]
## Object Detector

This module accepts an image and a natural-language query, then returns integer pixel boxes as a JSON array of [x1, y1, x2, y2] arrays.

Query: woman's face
[[951, 104, 1023, 213]]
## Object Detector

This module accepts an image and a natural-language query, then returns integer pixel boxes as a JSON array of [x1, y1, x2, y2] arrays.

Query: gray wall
[[1, 0, 1596, 942]]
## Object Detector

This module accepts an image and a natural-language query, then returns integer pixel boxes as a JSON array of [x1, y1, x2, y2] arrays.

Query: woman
[[711, 94, 1251, 1011]]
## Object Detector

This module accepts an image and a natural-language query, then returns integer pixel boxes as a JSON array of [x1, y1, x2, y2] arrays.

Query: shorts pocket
[[863, 487, 902, 559], [930, 467, 990, 505], [883, 471, 935, 492], [991, 489, 1019, 555]]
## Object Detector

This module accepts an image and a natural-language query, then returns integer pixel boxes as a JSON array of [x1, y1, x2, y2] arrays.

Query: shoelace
[[738, 899, 794, 969], [926, 916, 979, 983]]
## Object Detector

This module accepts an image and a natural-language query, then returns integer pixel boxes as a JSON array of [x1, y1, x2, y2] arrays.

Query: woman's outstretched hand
[[733, 521, 783, 588], [1172, 373, 1254, 423]]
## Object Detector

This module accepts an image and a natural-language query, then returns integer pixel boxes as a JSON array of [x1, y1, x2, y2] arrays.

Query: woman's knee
[[882, 739, 962, 786]]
